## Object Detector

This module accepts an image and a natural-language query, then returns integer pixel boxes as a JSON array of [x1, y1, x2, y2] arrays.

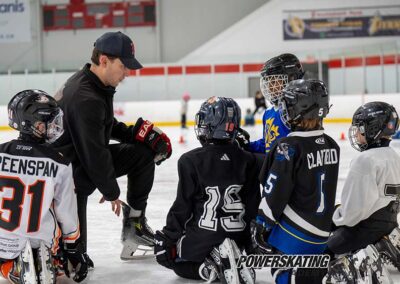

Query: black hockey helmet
[[8, 89, 64, 143], [195, 96, 241, 145], [279, 79, 330, 128], [260, 53, 305, 105], [349, 101, 399, 152]]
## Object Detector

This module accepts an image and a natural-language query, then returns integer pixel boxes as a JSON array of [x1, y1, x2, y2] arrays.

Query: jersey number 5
[[0, 176, 45, 233], [199, 185, 246, 232]]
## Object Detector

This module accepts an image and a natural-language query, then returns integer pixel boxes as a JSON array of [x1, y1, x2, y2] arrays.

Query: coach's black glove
[[63, 241, 89, 283], [154, 230, 176, 269], [133, 117, 172, 165], [235, 127, 250, 150], [250, 218, 274, 255]]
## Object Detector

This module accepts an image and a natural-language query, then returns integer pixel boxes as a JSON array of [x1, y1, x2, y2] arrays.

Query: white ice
[[1, 123, 400, 284]]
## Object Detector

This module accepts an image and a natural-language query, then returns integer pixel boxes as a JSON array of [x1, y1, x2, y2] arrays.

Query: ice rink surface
[[1, 122, 400, 283]]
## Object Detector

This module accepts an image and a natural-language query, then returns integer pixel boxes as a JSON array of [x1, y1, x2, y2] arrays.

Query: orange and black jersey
[[0, 140, 79, 259]]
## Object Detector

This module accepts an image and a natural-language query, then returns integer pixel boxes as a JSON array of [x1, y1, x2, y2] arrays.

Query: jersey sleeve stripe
[[283, 205, 330, 237], [63, 224, 80, 243]]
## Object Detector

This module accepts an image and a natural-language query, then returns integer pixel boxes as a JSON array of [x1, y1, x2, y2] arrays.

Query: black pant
[[173, 261, 202, 280], [328, 221, 397, 254], [181, 114, 187, 128], [77, 143, 155, 252]]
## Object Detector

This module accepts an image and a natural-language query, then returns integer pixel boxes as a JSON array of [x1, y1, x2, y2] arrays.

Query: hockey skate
[[120, 202, 155, 260], [323, 245, 392, 284], [18, 240, 38, 284], [375, 235, 400, 271], [323, 254, 358, 284], [199, 255, 220, 282], [214, 238, 255, 284], [36, 242, 56, 284]]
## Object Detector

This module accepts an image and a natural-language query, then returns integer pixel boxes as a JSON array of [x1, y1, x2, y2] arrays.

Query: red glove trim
[[135, 120, 154, 142]]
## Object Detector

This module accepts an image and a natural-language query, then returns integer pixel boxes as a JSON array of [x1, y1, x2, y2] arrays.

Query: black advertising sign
[[283, 6, 400, 40]]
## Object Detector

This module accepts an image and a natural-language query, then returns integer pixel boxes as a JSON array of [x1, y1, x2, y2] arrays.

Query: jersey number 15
[[199, 185, 246, 232]]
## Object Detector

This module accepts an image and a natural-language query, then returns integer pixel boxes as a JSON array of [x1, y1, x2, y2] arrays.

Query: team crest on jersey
[[265, 118, 280, 150], [315, 137, 325, 144], [275, 143, 295, 161]]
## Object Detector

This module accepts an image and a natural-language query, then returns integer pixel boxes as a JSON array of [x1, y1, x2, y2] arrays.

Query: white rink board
[[0, 124, 400, 283], [0, 94, 400, 127]]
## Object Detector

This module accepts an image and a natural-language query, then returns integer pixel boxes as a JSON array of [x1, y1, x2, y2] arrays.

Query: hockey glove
[[235, 127, 250, 150], [154, 230, 176, 269], [63, 241, 89, 283], [250, 218, 274, 255], [133, 118, 172, 165]]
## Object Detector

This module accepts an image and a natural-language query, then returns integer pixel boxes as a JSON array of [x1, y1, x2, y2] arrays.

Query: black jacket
[[53, 64, 137, 201]]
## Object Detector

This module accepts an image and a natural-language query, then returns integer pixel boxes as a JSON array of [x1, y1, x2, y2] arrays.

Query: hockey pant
[[172, 260, 202, 280], [76, 143, 155, 252], [328, 221, 397, 255]]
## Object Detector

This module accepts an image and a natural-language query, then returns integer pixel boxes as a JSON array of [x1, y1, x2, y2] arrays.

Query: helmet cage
[[349, 123, 368, 152], [260, 74, 288, 105], [44, 109, 64, 143], [349, 104, 399, 152], [8, 90, 64, 144]]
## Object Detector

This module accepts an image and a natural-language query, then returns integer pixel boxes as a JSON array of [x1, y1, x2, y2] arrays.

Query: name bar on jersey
[[0, 155, 59, 178], [236, 254, 330, 269]]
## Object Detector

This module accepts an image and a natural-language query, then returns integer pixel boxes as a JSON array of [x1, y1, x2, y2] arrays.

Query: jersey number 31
[[0, 176, 45, 233]]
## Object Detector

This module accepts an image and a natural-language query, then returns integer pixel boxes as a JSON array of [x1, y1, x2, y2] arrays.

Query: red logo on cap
[[131, 43, 135, 55]]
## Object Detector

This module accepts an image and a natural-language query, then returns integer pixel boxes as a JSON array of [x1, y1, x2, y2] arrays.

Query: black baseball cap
[[94, 31, 143, 70]]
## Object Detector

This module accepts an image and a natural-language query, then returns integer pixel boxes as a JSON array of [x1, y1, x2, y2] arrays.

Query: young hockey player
[[237, 53, 304, 154], [0, 90, 88, 284], [254, 79, 340, 283], [325, 102, 400, 282], [154, 97, 260, 283]]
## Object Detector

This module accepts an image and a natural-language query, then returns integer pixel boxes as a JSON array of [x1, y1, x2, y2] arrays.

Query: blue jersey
[[248, 106, 290, 154]]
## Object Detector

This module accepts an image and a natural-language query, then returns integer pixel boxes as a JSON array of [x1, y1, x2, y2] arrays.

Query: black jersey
[[259, 130, 340, 254], [163, 143, 260, 262]]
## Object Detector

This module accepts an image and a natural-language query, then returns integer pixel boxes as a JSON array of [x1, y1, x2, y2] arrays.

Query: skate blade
[[120, 242, 154, 261]]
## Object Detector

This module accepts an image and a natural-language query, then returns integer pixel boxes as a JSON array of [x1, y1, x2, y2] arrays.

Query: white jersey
[[0, 139, 79, 259], [333, 145, 400, 227]]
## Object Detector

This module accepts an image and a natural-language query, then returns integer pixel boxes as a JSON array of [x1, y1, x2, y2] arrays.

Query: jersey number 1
[[199, 185, 246, 232], [0, 176, 45, 233], [316, 173, 325, 214]]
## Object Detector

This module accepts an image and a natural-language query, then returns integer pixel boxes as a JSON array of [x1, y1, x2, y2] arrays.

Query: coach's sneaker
[[375, 235, 400, 271], [218, 238, 255, 284], [121, 202, 155, 260], [19, 240, 38, 284], [36, 241, 56, 284]]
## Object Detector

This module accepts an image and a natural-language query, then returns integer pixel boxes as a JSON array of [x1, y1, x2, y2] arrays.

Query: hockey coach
[[53, 31, 172, 265]]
